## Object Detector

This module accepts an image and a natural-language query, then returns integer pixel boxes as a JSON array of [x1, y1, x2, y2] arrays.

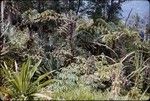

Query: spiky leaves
[[2, 58, 53, 100]]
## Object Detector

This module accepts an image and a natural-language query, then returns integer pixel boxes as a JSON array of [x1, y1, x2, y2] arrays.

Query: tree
[[85, 0, 125, 23]]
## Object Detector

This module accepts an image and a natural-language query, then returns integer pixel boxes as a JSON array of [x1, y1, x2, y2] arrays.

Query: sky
[[121, 0, 150, 23]]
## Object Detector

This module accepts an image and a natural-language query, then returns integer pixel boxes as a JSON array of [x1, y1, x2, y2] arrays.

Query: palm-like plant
[[1, 58, 53, 100]]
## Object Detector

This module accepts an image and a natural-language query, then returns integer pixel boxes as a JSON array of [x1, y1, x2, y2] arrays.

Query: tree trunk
[[69, 22, 76, 56], [76, 0, 81, 15], [0, 0, 6, 51]]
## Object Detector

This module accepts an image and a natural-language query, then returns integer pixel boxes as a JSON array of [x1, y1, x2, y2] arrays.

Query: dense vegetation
[[0, 0, 150, 100]]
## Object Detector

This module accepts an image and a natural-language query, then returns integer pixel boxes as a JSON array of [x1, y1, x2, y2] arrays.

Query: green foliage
[[36, 53, 62, 79], [8, 27, 30, 49], [1, 58, 53, 100], [1, 1, 150, 100], [49, 66, 79, 93], [22, 9, 61, 23], [52, 84, 107, 100]]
